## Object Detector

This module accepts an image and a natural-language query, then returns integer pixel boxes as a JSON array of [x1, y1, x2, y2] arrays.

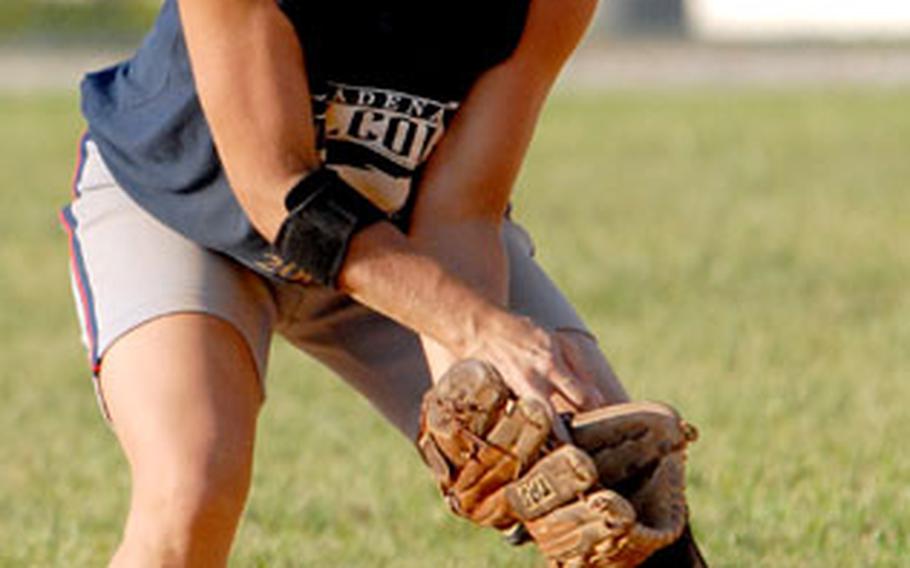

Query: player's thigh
[[503, 220, 629, 404], [61, 139, 276, 387], [101, 313, 261, 498], [274, 283, 430, 440]]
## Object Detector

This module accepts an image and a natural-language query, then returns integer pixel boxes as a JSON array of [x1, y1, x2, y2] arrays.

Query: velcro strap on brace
[[275, 168, 386, 286]]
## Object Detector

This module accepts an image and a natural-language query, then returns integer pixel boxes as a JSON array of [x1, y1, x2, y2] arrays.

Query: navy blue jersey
[[81, 0, 530, 282]]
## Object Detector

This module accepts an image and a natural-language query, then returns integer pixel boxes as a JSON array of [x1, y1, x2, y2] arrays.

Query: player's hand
[[458, 313, 607, 425]]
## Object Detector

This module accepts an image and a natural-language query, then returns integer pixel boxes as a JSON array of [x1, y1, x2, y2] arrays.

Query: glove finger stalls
[[431, 359, 511, 434], [486, 397, 551, 465], [463, 488, 513, 528], [529, 490, 636, 564], [451, 398, 552, 515], [452, 446, 520, 520], [417, 434, 455, 487], [420, 361, 556, 527], [458, 442, 592, 528], [420, 359, 511, 473], [466, 441, 615, 529], [506, 446, 599, 522]]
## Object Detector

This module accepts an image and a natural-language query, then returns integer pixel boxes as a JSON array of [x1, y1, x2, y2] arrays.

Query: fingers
[[547, 362, 604, 411], [484, 362, 595, 440], [497, 345, 602, 413], [528, 328, 613, 412], [453, 318, 618, 436], [497, 368, 561, 431], [554, 330, 626, 407]]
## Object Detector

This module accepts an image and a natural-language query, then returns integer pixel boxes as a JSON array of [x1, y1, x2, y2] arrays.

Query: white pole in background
[[687, 0, 910, 41]]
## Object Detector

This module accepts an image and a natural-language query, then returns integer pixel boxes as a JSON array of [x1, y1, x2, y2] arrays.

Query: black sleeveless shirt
[[81, 0, 530, 282]]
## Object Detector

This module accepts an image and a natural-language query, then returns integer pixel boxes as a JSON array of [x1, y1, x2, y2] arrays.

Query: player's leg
[[273, 283, 430, 438], [60, 138, 277, 565], [101, 314, 262, 567]]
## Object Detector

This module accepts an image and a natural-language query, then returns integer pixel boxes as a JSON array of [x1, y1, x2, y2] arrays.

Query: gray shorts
[[61, 139, 591, 438]]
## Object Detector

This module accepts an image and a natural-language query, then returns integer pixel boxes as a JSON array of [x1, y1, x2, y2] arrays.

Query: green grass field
[[0, 88, 907, 567]]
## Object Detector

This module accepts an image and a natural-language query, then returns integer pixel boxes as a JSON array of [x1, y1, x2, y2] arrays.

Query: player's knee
[[126, 457, 252, 561], [184, 465, 250, 519], [159, 459, 250, 527]]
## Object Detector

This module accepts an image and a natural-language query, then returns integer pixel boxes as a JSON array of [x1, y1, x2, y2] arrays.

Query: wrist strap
[[274, 168, 386, 287]]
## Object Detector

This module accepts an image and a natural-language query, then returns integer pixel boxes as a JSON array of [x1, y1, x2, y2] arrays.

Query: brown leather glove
[[567, 402, 700, 567], [417, 360, 696, 567]]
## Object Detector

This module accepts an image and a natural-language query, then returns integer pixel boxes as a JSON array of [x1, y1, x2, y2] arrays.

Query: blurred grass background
[[0, 0, 157, 44], [0, 87, 907, 566]]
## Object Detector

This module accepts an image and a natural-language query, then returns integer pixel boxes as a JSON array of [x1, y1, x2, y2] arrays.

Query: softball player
[[61, 0, 701, 564]]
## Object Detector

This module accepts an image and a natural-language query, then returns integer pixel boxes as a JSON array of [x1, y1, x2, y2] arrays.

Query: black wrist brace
[[274, 168, 386, 287]]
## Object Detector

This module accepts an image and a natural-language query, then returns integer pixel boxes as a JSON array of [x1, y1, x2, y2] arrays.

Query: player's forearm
[[178, 0, 319, 241], [413, 219, 509, 306], [337, 222, 521, 359], [410, 218, 511, 377]]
